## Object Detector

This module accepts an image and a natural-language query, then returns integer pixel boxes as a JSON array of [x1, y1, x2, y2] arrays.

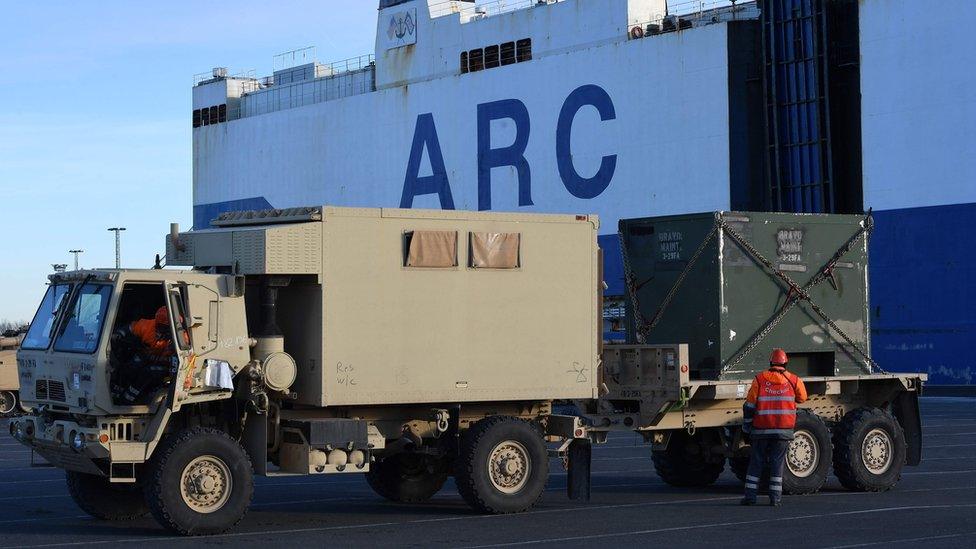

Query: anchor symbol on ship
[[388, 11, 416, 43]]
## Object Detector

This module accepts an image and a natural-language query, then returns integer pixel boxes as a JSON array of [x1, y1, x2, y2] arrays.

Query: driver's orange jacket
[[130, 318, 174, 358]]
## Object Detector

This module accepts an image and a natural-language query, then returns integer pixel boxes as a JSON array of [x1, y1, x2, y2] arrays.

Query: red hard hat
[[155, 306, 171, 327], [770, 348, 788, 366]]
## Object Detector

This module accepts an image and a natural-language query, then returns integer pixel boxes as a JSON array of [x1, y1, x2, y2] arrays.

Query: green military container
[[619, 211, 875, 380]]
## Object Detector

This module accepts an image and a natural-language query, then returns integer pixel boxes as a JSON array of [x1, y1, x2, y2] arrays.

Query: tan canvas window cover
[[470, 232, 520, 269], [405, 230, 458, 268]]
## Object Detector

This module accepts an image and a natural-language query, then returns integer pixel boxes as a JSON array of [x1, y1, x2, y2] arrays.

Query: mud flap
[[893, 391, 922, 466], [567, 438, 592, 502], [242, 411, 268, 475]]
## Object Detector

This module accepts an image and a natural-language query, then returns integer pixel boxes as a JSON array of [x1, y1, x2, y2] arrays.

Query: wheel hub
[[861, 428, 893, 474], [487, 440, 531, 494], [181, 455, 233, 514], [788, 430, 819, 478], [0, 392, 14, 415]]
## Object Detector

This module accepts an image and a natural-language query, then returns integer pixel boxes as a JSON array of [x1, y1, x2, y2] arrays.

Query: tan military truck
[[1, 331, 25, 415], [11, 207, 602, 535], [9, 207, 925, 536]]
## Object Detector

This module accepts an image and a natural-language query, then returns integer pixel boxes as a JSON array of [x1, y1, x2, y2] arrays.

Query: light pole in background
[[68, 250, 84, 271], [108, 227, 126, 269]]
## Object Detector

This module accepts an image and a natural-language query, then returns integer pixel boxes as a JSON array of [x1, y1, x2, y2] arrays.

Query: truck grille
[[35, 379, 66, 402]]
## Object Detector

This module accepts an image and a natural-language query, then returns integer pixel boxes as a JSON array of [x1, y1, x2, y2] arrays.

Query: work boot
[[769, 498, 781, 507], [740, 497, 756, 506]]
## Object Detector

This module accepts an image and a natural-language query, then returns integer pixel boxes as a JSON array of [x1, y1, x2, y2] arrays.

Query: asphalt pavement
[[0, 397, 973, 548]]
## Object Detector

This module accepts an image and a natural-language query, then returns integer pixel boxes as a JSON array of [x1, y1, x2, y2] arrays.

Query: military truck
[[11, 207, 602, 535], [1, 330, 26, 416], [9, 207, 924, 536]]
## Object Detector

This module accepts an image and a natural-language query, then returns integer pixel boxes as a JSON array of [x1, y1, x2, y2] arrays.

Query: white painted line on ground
[[459, 504, 976, 548], [902, 469, 976, 476], [825, 531, 976, 548]]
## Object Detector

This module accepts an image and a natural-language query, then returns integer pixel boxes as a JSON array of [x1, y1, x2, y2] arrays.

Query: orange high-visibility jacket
[[742, 367, 808, 438], [130, 318, 175, 358]]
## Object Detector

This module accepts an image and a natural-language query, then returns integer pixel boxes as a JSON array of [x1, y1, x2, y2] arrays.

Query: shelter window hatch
[[404, 230, 458, 268]]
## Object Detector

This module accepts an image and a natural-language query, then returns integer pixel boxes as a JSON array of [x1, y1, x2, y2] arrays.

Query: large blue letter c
[[556, 84, 617, 199]]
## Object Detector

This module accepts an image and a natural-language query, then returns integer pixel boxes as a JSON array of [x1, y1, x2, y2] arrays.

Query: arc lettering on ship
[[400, 84, 618, 210]]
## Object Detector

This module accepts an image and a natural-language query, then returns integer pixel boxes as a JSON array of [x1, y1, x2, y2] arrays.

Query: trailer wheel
[[832, 407, 906, 492], [784, 410, 831, 494], [66, 471, 148, 520], [455, 416, 548, 514], [652, 430, 725, 487], [0, 391, 17, 417], [730, 411, 831, 494], [366, 453, 449, 503], [144, 427, 254, 536]]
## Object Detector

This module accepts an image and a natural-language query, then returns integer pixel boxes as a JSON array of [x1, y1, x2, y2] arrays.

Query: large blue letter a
[[400, 113, 456, 209]]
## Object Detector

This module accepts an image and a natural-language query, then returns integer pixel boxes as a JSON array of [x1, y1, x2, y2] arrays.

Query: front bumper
[[9, 416, 110, 475]]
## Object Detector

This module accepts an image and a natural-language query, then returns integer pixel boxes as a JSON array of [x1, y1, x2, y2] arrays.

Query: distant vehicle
[[9, 207, 925, 536], [0, 329, 26, 416]]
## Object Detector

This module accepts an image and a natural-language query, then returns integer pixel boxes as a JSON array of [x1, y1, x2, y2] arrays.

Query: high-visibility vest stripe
[[756, 409, 796, 415], [757, 396, 795, 402], [751, 428, 796, 436]]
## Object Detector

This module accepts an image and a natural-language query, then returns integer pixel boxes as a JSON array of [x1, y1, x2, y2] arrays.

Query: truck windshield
[[21, 284, 72, 350], [53, 283, 113, 354]]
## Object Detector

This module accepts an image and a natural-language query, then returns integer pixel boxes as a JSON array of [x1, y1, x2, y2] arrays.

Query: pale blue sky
[[0, 0, 720, 322], [0, 1, 379, 321]]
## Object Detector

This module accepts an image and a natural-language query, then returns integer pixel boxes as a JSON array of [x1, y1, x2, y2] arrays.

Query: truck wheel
[[832, 407, 906, 492], [366, 453, 449, 503], [0, 391, 17, 417], [144, 427, 254, 536], [66, 471, 148, 520], [652, 430, 724, 487], [783, 410, 832, 494], [730, 412, 831, 494], [455, 416, 548, 514]]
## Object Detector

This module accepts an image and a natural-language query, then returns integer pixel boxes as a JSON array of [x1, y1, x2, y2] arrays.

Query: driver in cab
[[111, 306, 186, 405]]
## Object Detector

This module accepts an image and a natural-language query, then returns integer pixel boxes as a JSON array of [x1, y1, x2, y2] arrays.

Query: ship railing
[[428, 0, 565, 19], [237, 54, 376, 94], [627, 0, 757, 39]]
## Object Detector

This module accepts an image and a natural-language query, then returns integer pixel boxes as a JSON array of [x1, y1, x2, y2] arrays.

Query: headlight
[[71, 431, 85, 452]]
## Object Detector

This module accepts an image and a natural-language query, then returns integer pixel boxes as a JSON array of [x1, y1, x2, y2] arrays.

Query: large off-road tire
[[0, 391, 17, 417], [66, 471, 149, 520], [455, 416, 549, 514], [652, 430, 725, 487], [144, 427, 254, 536], [832, 407, 906, 492], [730, 411, 832, 495], [784, 410, 832, 494], [366, 453, 449, 503]]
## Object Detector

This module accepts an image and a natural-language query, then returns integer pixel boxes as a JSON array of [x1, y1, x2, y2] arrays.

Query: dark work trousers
[[743, 437, 789, 502]]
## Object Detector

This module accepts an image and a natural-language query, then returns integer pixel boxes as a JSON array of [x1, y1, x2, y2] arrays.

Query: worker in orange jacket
[[740, 348, 808, 506], [111, 306, 185, 405], [129, 306, 178, 359]]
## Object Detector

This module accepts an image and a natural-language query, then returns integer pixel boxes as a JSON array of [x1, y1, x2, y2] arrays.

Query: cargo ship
[[190, 0, 974, 385]]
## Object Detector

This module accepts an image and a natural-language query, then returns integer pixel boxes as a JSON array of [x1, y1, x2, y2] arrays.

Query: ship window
[[192, 109, 202, 128], [469, 232, 520, 269], [460, 51, 469, 73], [201, 107, 210, 126], [516, 39, 532, 62], [469, 48, 484, 72], [500, 42, 516, 66], [484, 45, 500, 69], [218, 104, 227, 123], [404, 231, 458, 268], [208, 105, 219, 125]]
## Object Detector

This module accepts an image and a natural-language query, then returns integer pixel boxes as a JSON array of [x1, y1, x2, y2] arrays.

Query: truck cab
[[12, 269, 249, 475]]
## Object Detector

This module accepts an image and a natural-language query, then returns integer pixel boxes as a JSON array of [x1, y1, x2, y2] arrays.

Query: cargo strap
[[619, 212, 884, 374]]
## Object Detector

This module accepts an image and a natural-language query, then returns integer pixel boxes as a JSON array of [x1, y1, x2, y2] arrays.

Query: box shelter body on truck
[[169, 206, 602, 408]]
